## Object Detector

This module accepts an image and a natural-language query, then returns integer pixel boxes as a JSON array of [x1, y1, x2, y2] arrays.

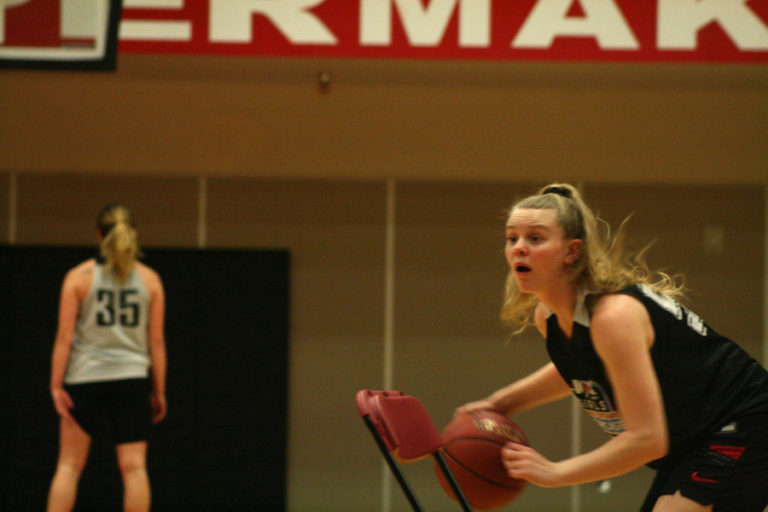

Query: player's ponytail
[[97, 203, 141, 284]]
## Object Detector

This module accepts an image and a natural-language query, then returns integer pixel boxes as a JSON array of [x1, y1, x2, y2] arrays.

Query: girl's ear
[[565, 238, 583, 265]]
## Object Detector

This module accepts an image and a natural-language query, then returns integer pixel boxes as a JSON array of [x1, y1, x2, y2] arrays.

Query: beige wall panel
[[205, 178, 386, 512], [393, 182, 571, 511], [12, 174, 198, 246], [1, 57, 766, 184]]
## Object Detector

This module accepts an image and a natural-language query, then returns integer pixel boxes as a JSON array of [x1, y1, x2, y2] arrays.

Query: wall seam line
[[381, 178, 396, 512]]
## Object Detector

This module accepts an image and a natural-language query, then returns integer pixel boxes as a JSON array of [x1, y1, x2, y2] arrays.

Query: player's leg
[[110, 379, 153, 512], [116, 441, 150, 512], [46, 417, 92, 512], [652, 491, 712, 512]]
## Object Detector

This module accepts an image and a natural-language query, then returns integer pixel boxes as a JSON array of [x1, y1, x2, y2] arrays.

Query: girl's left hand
[[502, 442, 563, 488], [51, 387, 75, 422], [152, 393, 167, 423]]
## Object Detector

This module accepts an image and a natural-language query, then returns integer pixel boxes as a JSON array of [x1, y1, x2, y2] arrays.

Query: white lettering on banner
[[209, 0, 337, 44], [360, 0, 490, 47], [512, 0, 639, 49], [658, 0, 768, 50], [120, 20, 192, 41], [121, 0, 191, 41]]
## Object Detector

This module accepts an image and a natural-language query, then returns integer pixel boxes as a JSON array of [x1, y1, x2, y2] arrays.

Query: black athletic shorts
[[64, 377, 152, 444], [641, 415, 768, 512]]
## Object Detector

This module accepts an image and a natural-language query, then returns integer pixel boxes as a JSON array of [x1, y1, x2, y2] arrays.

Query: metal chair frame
[[356, 390, 474, 512]]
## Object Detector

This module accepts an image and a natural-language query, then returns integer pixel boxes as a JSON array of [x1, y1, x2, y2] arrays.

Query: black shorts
[[641, 415, 768, 512], [64, 377, 152, 444]]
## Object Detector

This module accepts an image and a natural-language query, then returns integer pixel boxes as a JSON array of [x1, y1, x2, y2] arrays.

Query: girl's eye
[[506, 236, 517, 243]]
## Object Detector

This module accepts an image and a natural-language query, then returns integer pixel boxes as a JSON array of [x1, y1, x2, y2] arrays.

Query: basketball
[[435, 410, 528, 510]]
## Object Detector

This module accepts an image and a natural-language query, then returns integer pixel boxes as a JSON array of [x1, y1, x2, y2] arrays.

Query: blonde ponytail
[[97, 204, 142, 283]]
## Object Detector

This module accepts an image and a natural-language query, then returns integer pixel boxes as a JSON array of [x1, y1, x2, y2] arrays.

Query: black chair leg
[[434, 451, 474, 512], [362, 415, 424, 512]]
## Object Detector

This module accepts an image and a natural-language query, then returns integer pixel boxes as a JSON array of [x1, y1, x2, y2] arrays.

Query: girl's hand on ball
[[453, 399, 500, 417], [502, 442, 563, 488]]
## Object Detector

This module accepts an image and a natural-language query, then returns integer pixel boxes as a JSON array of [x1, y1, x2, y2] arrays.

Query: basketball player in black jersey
[[456, 183, 768, 512]]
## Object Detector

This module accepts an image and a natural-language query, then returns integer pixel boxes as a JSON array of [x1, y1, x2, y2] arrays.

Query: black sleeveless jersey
[[546, 284, 768, 469]]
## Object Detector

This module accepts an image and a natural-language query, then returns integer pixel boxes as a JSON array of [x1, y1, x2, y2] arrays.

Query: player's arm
[[144, 266, 167, 423], [50, 268, 83, 421], [482, 362, 572, 416], [504, 294, 668, 487], [456, 303, 571, 416]]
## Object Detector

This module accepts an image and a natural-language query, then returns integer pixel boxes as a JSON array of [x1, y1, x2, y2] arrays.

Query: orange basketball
[[435, 410, 528, 510]]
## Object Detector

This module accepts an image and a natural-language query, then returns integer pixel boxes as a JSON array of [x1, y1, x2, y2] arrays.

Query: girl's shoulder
[[64, 258, 97, 298], [65, 258, 97, 282], [69, 258, 96, 274], [135, 261, 163, 293], [590, 291, 651, 328], [589, 291, 656, 351]]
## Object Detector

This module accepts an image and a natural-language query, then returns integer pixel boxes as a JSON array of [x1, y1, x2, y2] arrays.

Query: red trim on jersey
[[709, 445, 746, 460]]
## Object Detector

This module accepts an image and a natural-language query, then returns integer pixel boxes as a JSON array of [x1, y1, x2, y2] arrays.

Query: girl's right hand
[[453, 399, 502, 417]]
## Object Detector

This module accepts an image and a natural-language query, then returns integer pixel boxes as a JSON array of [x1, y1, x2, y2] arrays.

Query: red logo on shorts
[[691, 472, 719, 484]]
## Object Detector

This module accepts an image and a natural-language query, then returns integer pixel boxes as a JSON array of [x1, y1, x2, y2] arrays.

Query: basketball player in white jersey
[[47, 204, 167, 512]]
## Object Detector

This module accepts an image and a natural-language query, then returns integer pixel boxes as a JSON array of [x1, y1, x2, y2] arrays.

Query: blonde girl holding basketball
[[47, 203, 167, 512], [457, 184, 768, 512]]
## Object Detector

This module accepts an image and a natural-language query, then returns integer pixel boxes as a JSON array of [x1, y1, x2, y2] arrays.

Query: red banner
[[115, 0, 768, 63]]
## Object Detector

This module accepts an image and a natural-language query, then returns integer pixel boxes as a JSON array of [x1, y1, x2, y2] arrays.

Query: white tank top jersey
[[64, 262, 151, 384]]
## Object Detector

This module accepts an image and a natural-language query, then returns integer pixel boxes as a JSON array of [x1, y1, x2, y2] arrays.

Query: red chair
[[356, 390, 473, 512]]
